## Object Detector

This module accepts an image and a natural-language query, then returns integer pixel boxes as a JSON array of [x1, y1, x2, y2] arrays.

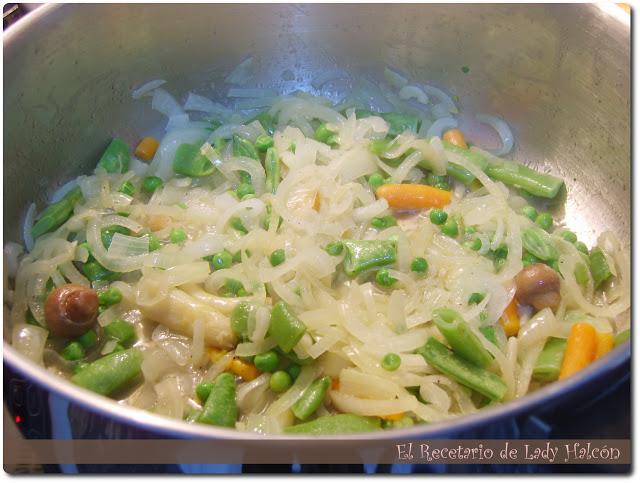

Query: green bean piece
[[208, 250, 233, 270], [98, 287, 122, 307], [82, 260, 119, 282], [103, 319, 136, 346], [223, 278, 246, 297], [485, 162, 564, 199], [230, 302, 254, 340], [101, 225, 132, 249], [375, 269, 397, 287], [248, 111, 276, 135], [270, 248, 286, 267], [441, 218, 459, 238], [74, 362, 89, 374], [468, 292, 485, 305], [232, 134, 259, 160], [230, 216, 248, 235], [491, 243, 508, 260], [521, 227, 559, 261], [574, 262, 589, 286], [371, 215, 396, 230], [286, 364, 302, 381], [235, 183, 255, 199], [325, 241, 344, 256], [264, 147, 280, 195], [62, 341, 85, 361], [575, 241, 589, 255], [532, 337, 567, 382], [97, 138, 130, 173], [342, 239, 397, 277], [432, 308, 493, 368], [368, 173, 385, 190], [380, 112, 420, 137], [277, 347, 313, 366], [142, 176, 164, 193], [71, 348, 143, 396], [170, 227, 187, 244], [410, 257, 428, 274], [285, 414, 382, 434], [446, 162, 476, 186], [614, 329, 630, 347], [196, 382, 213, 403], [254, 350, 280, 373], [479, 326, 498, 346], [381, 353, 401, 371], [520, 205, 538, 221], [76, 330, 98, 349], [589, 247, 612, 287], [198, 372, 237, 428], [522, 251, 542, 267], [31, 187, 84, 239], [268, 301, 307, 353], [426, 174, 447, 186], [315, 123, 338, 145], [417, 337, 506, 401], [173, 143, 215, 177], [255, 134, 274, 152], [269, 370, 293, 393], [559, 230, 578, 243], [291, 376, 331, 421], [535, 212, 554, 231], [442, 141, 490, 172], [119, 181, 136, 196], [434, 181, 452, 192]]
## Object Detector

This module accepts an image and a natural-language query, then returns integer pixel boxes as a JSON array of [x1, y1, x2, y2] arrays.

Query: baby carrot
[[376, 184, 452, 210], [559, 323, 597, 380], [442, 129, 468, 149], [500, 299, 520, 337], [135, 137, 160, 161], [595, 332, 614, 360]]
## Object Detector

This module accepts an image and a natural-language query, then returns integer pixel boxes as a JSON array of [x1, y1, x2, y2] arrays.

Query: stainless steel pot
[[4, 3, 630, 442]]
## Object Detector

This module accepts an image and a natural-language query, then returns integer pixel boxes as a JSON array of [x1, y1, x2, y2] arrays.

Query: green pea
[[230, 217, 248, 235], [223, 278, 245, 297], [465, 226, 477, 236], [173, 143, 215, 177], [270, 370, 293, 393], [254, 350, 280, 373], [368, 173, 385, 190], [468, 292, 485, 305], [535, 212, 554, 231], [441, 218, 459, 238], [209, 251, 233, 270], [119, 181, 136, 196], [325, 241, 344, 256], [575, 241, 589, 254], [430, 209, 448, 225], [98, 287, 123, 307], [76, 330, 97, 349], [381, 353, 401, 371], [255, 134, 274, 152], [371, 215, 396, 230], [410, 257, 428, 274], [286, 364, 301, 381], [142, 176, 164, 193], [196, 382, 213, 403], [236, 183, 255, 199], [494, 257, 507, 271], [522, 251, 542, 267], [62, 342, 85, 361], [314, 123, 338, 145], [520, 205, 538, 221], [464, 238, 482, 251], [492, 243, 508, 260], [170, 227, 187, 244], [148, 233, 161, 251], [375, 269, 397, 287], [270, 248, 286, 267], [560, 230, 578, 243], [82, 260, 119, 282]]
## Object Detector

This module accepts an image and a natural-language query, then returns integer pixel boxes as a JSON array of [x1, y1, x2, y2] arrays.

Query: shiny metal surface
[[4, 3, 630, 440]]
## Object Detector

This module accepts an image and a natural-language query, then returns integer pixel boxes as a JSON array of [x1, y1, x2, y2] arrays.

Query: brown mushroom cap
[[44, 284, 99, 338], [515, 263, 561, 311]]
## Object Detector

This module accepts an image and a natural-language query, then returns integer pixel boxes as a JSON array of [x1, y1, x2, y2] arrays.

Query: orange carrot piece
[[443, 129, 468, 149], [376, 183, 452, 210], [381, 412, 405, 421], [135, 137, 160, 161], [559, 323, 597, 380], [595, 332, 614, 360], [500, 299, 520, 337], [228, 358, 260, 381]]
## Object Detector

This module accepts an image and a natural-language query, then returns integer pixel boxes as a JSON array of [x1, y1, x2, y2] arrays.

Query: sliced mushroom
[[514, 263, 561, 311], [44, 284, 99, 338]]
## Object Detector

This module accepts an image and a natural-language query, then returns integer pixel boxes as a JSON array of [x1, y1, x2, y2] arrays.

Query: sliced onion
[[476, 114, 514, 156], [151, 88, 185, 118], [132, 79, 166, 99], [399, 85, 429, 105], [426, 117, 458, 139], [48, 179, 79, 204], [421, 84, 458, 113], [384, 66, 409, 89], [23, 203, 36, 252], [184, 92, 233, 118], [228, 87, 278, 98], [225, 56, 254, 85], [12, 323, 48, 364]]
